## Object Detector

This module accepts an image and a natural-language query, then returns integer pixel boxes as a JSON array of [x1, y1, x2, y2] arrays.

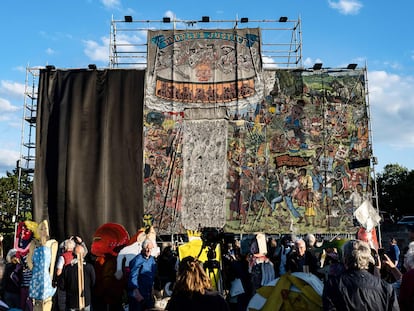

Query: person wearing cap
[[322, 239, 399, 310]]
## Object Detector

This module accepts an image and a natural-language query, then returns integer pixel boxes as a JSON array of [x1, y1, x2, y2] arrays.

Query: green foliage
[[0, 169, 33, 240], [376, 164, 414, 219]]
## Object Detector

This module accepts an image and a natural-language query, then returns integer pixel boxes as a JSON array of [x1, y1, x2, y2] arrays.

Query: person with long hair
[[165, 256, 229, 311], [322, 239, 399, 310]]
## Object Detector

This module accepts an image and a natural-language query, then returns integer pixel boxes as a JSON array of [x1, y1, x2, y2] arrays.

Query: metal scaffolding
[[15, 66, 39, 226], [109, 15, 303, 69]]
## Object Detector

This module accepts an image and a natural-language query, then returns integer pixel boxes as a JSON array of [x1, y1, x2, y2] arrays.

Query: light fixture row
[[123, 16, 289, 23]]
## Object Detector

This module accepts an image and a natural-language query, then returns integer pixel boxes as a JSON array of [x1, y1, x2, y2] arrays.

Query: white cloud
[[303, 57, 323, 68], [328, 0, 363, 15], [0, 80, 25, 99], [368, 70, 414, 146], [46, 48, 55, 55], [262, 56, 278, 69], [164, 10, 175, 20], [101, 0, 120, 9], [0, 98, 19, 113], [83, 37, 110, 63], [84, 31, 148, 65]]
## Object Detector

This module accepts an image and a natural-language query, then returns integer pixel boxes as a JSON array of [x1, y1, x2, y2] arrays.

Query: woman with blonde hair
[[166, 256, 229, 311]]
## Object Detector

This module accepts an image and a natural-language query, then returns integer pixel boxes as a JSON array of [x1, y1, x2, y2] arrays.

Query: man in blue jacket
[[128, 239, 157, 311]]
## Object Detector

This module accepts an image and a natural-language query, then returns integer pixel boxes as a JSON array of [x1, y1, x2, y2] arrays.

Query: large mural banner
[[146, 28, 262, 107], [143, 28, 372, 236], [224, 69, 371, 235]]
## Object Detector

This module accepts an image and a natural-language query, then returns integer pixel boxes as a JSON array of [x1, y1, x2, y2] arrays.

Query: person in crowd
[[400, 225, 414, 273], [320, 245, 343, 280], [63, 244, 96, 311], [91, 223, 128, 311], [266, 237, 281, 277], [304, 234, 316, 254], [0, 249, 21, 309], [128, 239, 157, 311], [399, 241, 414, 311], [165, 256, 230, 311], [277, 235, 293, 276], [322, 239, 399, 311], [368, 247, 382, 278], [387, 237, 401, 269], [285, 238, 318, 274], [55, 238, 76, 311], [15, 221, 35, 311], [154, 245, 178, 293], [380, 253, 403, 297], [222, 240, 253, 311]]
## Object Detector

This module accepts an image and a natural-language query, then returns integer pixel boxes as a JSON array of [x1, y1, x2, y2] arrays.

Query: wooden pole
[[77, 253, 85, 310]]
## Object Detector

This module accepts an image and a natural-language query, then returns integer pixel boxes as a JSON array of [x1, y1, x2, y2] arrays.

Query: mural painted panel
[[143, 28, 372, 235], [224, 70, 371, 235]]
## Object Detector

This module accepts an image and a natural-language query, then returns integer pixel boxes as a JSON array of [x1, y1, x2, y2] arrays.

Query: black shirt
[[63, 260, 96, 309], [166, 290, 230, 311]]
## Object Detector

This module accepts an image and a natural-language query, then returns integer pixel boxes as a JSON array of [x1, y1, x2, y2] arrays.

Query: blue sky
[[1, 0, 414, 176]]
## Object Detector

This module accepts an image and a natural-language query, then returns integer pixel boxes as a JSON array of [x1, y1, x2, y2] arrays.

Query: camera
[[201, 227, 223, 246], [378, 248, 386, 261]]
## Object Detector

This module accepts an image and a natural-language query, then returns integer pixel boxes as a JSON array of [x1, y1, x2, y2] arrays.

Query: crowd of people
[[0, 223, 414, 311]]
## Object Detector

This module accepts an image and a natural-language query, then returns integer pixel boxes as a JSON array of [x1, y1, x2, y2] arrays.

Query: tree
[[376, 164, 414, 219], [0, 169, 33, 251]]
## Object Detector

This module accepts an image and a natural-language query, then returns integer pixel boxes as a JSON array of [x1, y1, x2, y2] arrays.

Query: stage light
[[201, 16, 210, 22], [240, 17, 249, 23], [45, 65, 55, 70], [279, 16, 288, 22], [124, 16, 133, 22], [347, 63, 358, 70], [163, 17, 171, 23], [313, 63, 323, 70], [88, 64, 97, 70]]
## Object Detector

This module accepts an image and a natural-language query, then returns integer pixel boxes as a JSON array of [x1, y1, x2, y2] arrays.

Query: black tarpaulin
[[33, 69, 145, 246]]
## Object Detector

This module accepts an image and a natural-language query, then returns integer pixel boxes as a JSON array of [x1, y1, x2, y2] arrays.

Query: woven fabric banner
[[146, 28, 262, 110]]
